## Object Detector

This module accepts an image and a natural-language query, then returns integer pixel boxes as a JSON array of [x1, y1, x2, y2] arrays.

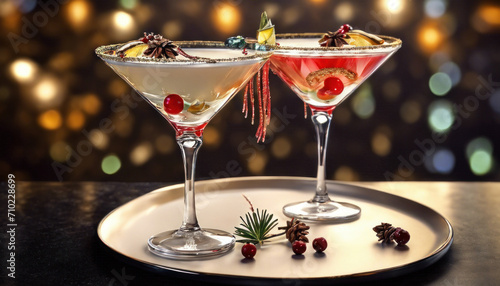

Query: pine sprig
[[234, 208, 279, 245]]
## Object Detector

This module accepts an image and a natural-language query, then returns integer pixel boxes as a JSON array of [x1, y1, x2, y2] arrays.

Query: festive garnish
[[187, 99, 209, 114], [312, 237, 328, 253], [163, 94, 184, 115], [319, 24, 352, 47], [257, 11, 275, 45], [393, 228, 411, 246], [306, 67, 357, 88], [228, 12, 273, 143], [319, 25, 385, 47], [106, 40, 144, 57], [234, 195, 279, 245], [241, 243, 257, 258], [373, 222, 411, 246], [317, 77, 344, 100], [107, 32, 201, 60], [292, 240, 307, 255], [225, 35, 248, 49], [346, 30, 385, 46], [278, 218, 310, 243], [143, 34, 179, 59]]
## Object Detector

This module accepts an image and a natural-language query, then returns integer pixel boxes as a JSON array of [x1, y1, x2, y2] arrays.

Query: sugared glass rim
[[95, 41, 273, 64], [273, 33, 402, 53]]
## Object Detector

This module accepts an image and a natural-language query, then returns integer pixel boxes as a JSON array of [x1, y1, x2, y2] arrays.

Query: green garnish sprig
[[234, 195, 280, 245]]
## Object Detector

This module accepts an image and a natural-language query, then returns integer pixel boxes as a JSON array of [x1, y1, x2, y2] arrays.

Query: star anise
[[143, 34, 179, 59], [319, 24, 352, 47]]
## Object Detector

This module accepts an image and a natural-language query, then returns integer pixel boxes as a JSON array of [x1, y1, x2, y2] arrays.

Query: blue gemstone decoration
[[224, 36, 247, 49]]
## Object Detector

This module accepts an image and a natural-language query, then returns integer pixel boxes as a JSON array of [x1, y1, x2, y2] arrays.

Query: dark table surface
[[1, 180, 499, 286]]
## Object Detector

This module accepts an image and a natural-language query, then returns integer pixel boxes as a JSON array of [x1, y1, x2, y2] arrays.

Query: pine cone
[[143, 34, 179, 59], [373, 222, 397, 243], [279, 219, 310, 243]]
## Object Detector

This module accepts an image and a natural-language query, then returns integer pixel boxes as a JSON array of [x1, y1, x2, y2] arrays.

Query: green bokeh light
[[469, 150, 493, 176], [466, 137, 493, 159], [429, 72, 452, 96], [120, 0, 137, 9], [428, 100, 454, 132], [102, 155, 121, 175], [351, 83, 375, 119]]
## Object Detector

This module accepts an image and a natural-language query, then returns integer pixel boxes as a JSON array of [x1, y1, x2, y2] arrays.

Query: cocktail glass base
[[148, 229, 235, 260], [283, 200, 361, 222]]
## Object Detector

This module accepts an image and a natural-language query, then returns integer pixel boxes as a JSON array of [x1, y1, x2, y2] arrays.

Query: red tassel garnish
[[242, 62, 272, 143]]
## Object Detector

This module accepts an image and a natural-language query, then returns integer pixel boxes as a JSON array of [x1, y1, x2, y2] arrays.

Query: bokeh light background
[[1, 0, 499, 182]]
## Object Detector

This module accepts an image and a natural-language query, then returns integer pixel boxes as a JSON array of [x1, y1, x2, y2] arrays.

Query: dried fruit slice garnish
[[187, 99, 209, 114], [123, 44, 148, 57], [306, 67, 357, 88], [346, 30, 384, 46]]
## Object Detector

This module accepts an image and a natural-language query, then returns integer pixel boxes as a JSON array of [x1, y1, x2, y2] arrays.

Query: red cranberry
[[317, 77, 344, 100], [393, 227, 410, 246], [292, 241, 307, 255], [339, 24, 352, 34], [241, 243, 257, 258], [312, 237, 328, 253], [163, 94, 184, 115]]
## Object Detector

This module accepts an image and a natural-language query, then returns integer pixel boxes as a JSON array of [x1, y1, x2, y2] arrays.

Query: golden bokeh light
[[417, 21, 445, 53], [110, 10, 137, 39], [247, 152, 268, 175], [50, 141, 70, 162], [155, 134, 175, 154], [65, 0, 93, 31], [130, 142, 153, 166], [334, 166, 360, 181], [88, 129, 109, 150], [162, 21, 183, 40], [271, 137, 292, 159], [9, 58, 39, 84], [81, 93, 102, 115], [333, 2, 354, 22], [48, 52, 75, 72], [212, 3, 241, 35], [113, 11, 133, 29], [32, 75, 64, 109], [66, 110, 86, 130], [371, 132, 392, 157], [383, 0, 404, 14], [38, 110, 62, 130], [400, 100, 422, 124], [108, 79, 130, 97], [472, 4, 500, 33], [203, 126, 221, 148]]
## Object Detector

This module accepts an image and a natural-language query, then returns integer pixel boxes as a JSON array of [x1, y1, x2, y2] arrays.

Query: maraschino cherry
[[163, 94, 184, 115], [317, 77, 344, 100]]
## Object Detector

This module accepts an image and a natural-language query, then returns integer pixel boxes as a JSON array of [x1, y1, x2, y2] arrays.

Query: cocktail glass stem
[[311, 111, 332, 203], [178, 133, 202, 232], [282, 108, 361, 221], [147, 131, 235, 259]]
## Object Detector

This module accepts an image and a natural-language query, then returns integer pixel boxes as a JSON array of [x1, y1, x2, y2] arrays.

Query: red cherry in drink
[[292, 240, 307, 255], [163, 94, 184, 115], [317, 77, 344, 100], [312, 237, 328, 253], [393, 227, 410, 246], [241, 243, 257, 258]]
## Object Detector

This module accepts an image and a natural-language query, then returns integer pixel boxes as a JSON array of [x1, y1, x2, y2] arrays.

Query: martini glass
[[270, 33, 401, 221], [96, 41, 272, 259]]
